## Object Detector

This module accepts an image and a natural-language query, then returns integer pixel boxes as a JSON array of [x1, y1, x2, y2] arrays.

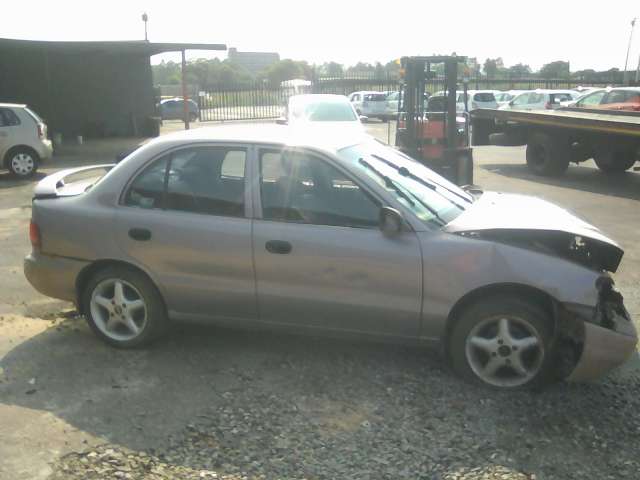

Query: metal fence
[[196, 75, 623, 122]]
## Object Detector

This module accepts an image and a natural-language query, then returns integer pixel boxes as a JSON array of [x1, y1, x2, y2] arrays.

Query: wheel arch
[[75, 259, 166, 315], [444, 282, 559, 353], [3, 144, 40, 169]]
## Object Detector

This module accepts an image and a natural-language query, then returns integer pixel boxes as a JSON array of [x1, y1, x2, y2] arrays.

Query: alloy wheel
[[90, 278, 148, 342], [465, 315, 544, 388]]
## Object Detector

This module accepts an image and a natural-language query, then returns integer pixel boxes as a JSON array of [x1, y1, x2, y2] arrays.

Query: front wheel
[[449, 296, 555, 389], [82, 266, 168, 348], [7, 148, 39, 177]]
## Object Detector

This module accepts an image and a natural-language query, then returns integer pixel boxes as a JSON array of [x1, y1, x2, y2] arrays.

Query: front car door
[[115, 144, 257, 322], [251, 146, 423, 338], [0, 107, 21, 160]]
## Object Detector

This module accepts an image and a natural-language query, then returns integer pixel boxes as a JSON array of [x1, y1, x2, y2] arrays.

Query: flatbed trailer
[[471, 108, 640, 176]]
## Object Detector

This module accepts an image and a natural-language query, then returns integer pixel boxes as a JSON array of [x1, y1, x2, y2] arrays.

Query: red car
[[572, 87, 640, 111]]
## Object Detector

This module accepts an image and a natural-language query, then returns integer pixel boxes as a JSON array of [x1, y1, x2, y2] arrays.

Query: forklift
[[395, 56, 473, 186]]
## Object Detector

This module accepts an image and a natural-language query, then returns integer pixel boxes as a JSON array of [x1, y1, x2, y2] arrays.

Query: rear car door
[[251, 147, 423, 338], [115, 144, 257, 321], [0, 108, 21, 158]]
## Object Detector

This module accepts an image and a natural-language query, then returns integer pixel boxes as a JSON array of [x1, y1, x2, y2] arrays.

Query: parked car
[[383, 91, 400, 120], [494, 90, 528, 108], [25, 124, 636, 390], [348, 91, 388, 120], [456, 90, 499, 111], [500, 90, 578, 111], [570, 87, 640, 111], [0, 103, 53, 177], [159, 98, 199, 122], [279, 94, 364, 132]]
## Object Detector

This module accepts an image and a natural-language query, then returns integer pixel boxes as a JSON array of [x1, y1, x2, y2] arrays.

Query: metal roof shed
[[0, 38, 226, 138]]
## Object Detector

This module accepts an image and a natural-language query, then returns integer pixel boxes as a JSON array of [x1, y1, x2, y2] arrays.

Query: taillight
[[29, 221, 41, 249], [37, 124, 44, 139]]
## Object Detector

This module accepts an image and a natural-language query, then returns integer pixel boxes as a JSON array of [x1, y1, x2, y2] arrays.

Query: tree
[[321, 62, 344, 77], [539, 61, 570, 79], [507, 63, 532, 77], [260, 59, 309, 87], [483, 58, 505, 77]]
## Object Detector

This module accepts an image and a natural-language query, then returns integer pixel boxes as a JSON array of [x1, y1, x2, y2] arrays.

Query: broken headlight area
[[457, 230, 623, 273]]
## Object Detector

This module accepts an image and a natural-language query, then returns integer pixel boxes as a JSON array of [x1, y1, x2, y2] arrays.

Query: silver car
[[24, 125, 637, 389]]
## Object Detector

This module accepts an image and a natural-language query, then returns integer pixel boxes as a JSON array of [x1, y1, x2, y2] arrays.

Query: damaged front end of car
[[557, 276, 637, 381]]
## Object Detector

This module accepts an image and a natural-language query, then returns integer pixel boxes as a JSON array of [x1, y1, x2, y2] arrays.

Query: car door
[[251, 147, 423, 338], [115, 144, 257, 321], [0, 108, 20, 158]]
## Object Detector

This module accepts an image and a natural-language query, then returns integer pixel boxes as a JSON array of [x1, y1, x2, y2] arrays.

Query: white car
[[499, 90, 578, 111], [494, 90, 528, 108], [433, 90, 499, 112], [0, 103, 53, 177], [383, 91, 400, 121], [280, 94, 365, 133], [348, 91, 388, 120]]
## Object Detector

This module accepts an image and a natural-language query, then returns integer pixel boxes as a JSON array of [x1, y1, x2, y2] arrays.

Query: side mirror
[[379, 207, 403, 236], [359, 115, 369, 122], [276, 117, 288, 125]]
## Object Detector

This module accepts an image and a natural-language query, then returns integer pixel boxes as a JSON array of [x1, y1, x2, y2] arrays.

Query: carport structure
[[0, 38, 226, 138]]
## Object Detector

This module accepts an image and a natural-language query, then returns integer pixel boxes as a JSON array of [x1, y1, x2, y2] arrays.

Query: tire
[[593, 149, 637, 173], [526, 132, 570, 176], [7, 148, 39, 178], [449, 296, 556, 390], [81, 266, 168, 348]]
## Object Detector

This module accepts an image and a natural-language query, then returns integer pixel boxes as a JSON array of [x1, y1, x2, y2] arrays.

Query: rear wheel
[[449, 296, 556, 389], [593, 149, 637, 173], [82, 266, 168, 348], [7, 148, 39, 178], [526, 132, 570, 176]]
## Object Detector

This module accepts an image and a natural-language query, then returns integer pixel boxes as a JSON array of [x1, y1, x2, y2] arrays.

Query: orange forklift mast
[[395, 55, 473, 186]]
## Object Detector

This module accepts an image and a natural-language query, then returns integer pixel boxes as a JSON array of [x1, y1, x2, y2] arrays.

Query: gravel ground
[[38, 316, 640, 480]]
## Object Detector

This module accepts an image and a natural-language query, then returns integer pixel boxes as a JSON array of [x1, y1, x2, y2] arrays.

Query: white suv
[[0, 103, 53, 177], [348, 91, 388, 120]]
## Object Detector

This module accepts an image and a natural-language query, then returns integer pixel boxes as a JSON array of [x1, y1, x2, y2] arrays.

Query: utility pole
[[142, 12, 149, 41], [623, 18, 637, 85]]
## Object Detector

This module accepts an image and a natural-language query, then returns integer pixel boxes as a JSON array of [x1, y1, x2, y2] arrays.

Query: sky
[[2, 0, 640, 72]]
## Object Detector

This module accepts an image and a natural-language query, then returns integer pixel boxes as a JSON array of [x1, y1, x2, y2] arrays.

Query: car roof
[[148, 123, 369, 153], [351, 91, 387, 95], [607, 87, 640, 92], [0, 103, 26, 108], [289, 94, 350, 103]]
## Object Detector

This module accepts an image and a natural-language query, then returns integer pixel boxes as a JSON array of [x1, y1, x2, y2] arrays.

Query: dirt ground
[[1, 121, 639, 479]]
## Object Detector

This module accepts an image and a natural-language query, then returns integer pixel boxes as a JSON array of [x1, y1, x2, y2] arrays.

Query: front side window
[[512, 93, 530, 106], [259, 149, 379, 228], [577, 91, 605, 106], [124, 146, 247, 217]]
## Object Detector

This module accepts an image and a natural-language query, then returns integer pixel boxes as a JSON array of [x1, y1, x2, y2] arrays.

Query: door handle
[[265, 240, 292, 254], [128, 228, 152, 241]]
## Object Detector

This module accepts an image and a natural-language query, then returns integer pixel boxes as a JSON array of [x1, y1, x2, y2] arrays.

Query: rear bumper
[[567, 312, 638, 382], [38, 140, 54, 161], [24, 252, 89, 304]]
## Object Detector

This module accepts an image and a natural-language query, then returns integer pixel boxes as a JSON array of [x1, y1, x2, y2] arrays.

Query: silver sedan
[[24, 125, 637, 389]]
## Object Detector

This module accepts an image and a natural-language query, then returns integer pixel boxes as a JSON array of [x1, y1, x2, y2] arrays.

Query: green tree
[[261, 59, 308, 87], [507, 63, 532, 77], [539, 60, 570, 79]]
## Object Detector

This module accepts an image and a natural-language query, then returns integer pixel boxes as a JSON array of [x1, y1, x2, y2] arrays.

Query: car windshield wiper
[[358, 158, 446, 226], [371, 154, 471, 208]]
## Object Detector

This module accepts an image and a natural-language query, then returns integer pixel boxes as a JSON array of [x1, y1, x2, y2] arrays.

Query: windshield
[[290, 99, 357, 122], [338, 141, 474, 227]]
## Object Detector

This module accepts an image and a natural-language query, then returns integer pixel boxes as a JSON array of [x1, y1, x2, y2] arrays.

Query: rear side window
[[604, 91, 629, 104], [124, 146, 247, 217], [124, 156, 169, 209], [473, 93, 495, 102], [0, 108, 21, 127], [364, 93, 386, 102]]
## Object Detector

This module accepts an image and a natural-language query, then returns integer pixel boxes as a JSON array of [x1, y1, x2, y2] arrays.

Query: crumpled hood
[[445, 192, 624, 272]]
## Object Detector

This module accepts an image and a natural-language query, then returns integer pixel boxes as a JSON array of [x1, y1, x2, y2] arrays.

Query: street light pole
[[623, 17, 637, 85], [142, 13, 149, 41]]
